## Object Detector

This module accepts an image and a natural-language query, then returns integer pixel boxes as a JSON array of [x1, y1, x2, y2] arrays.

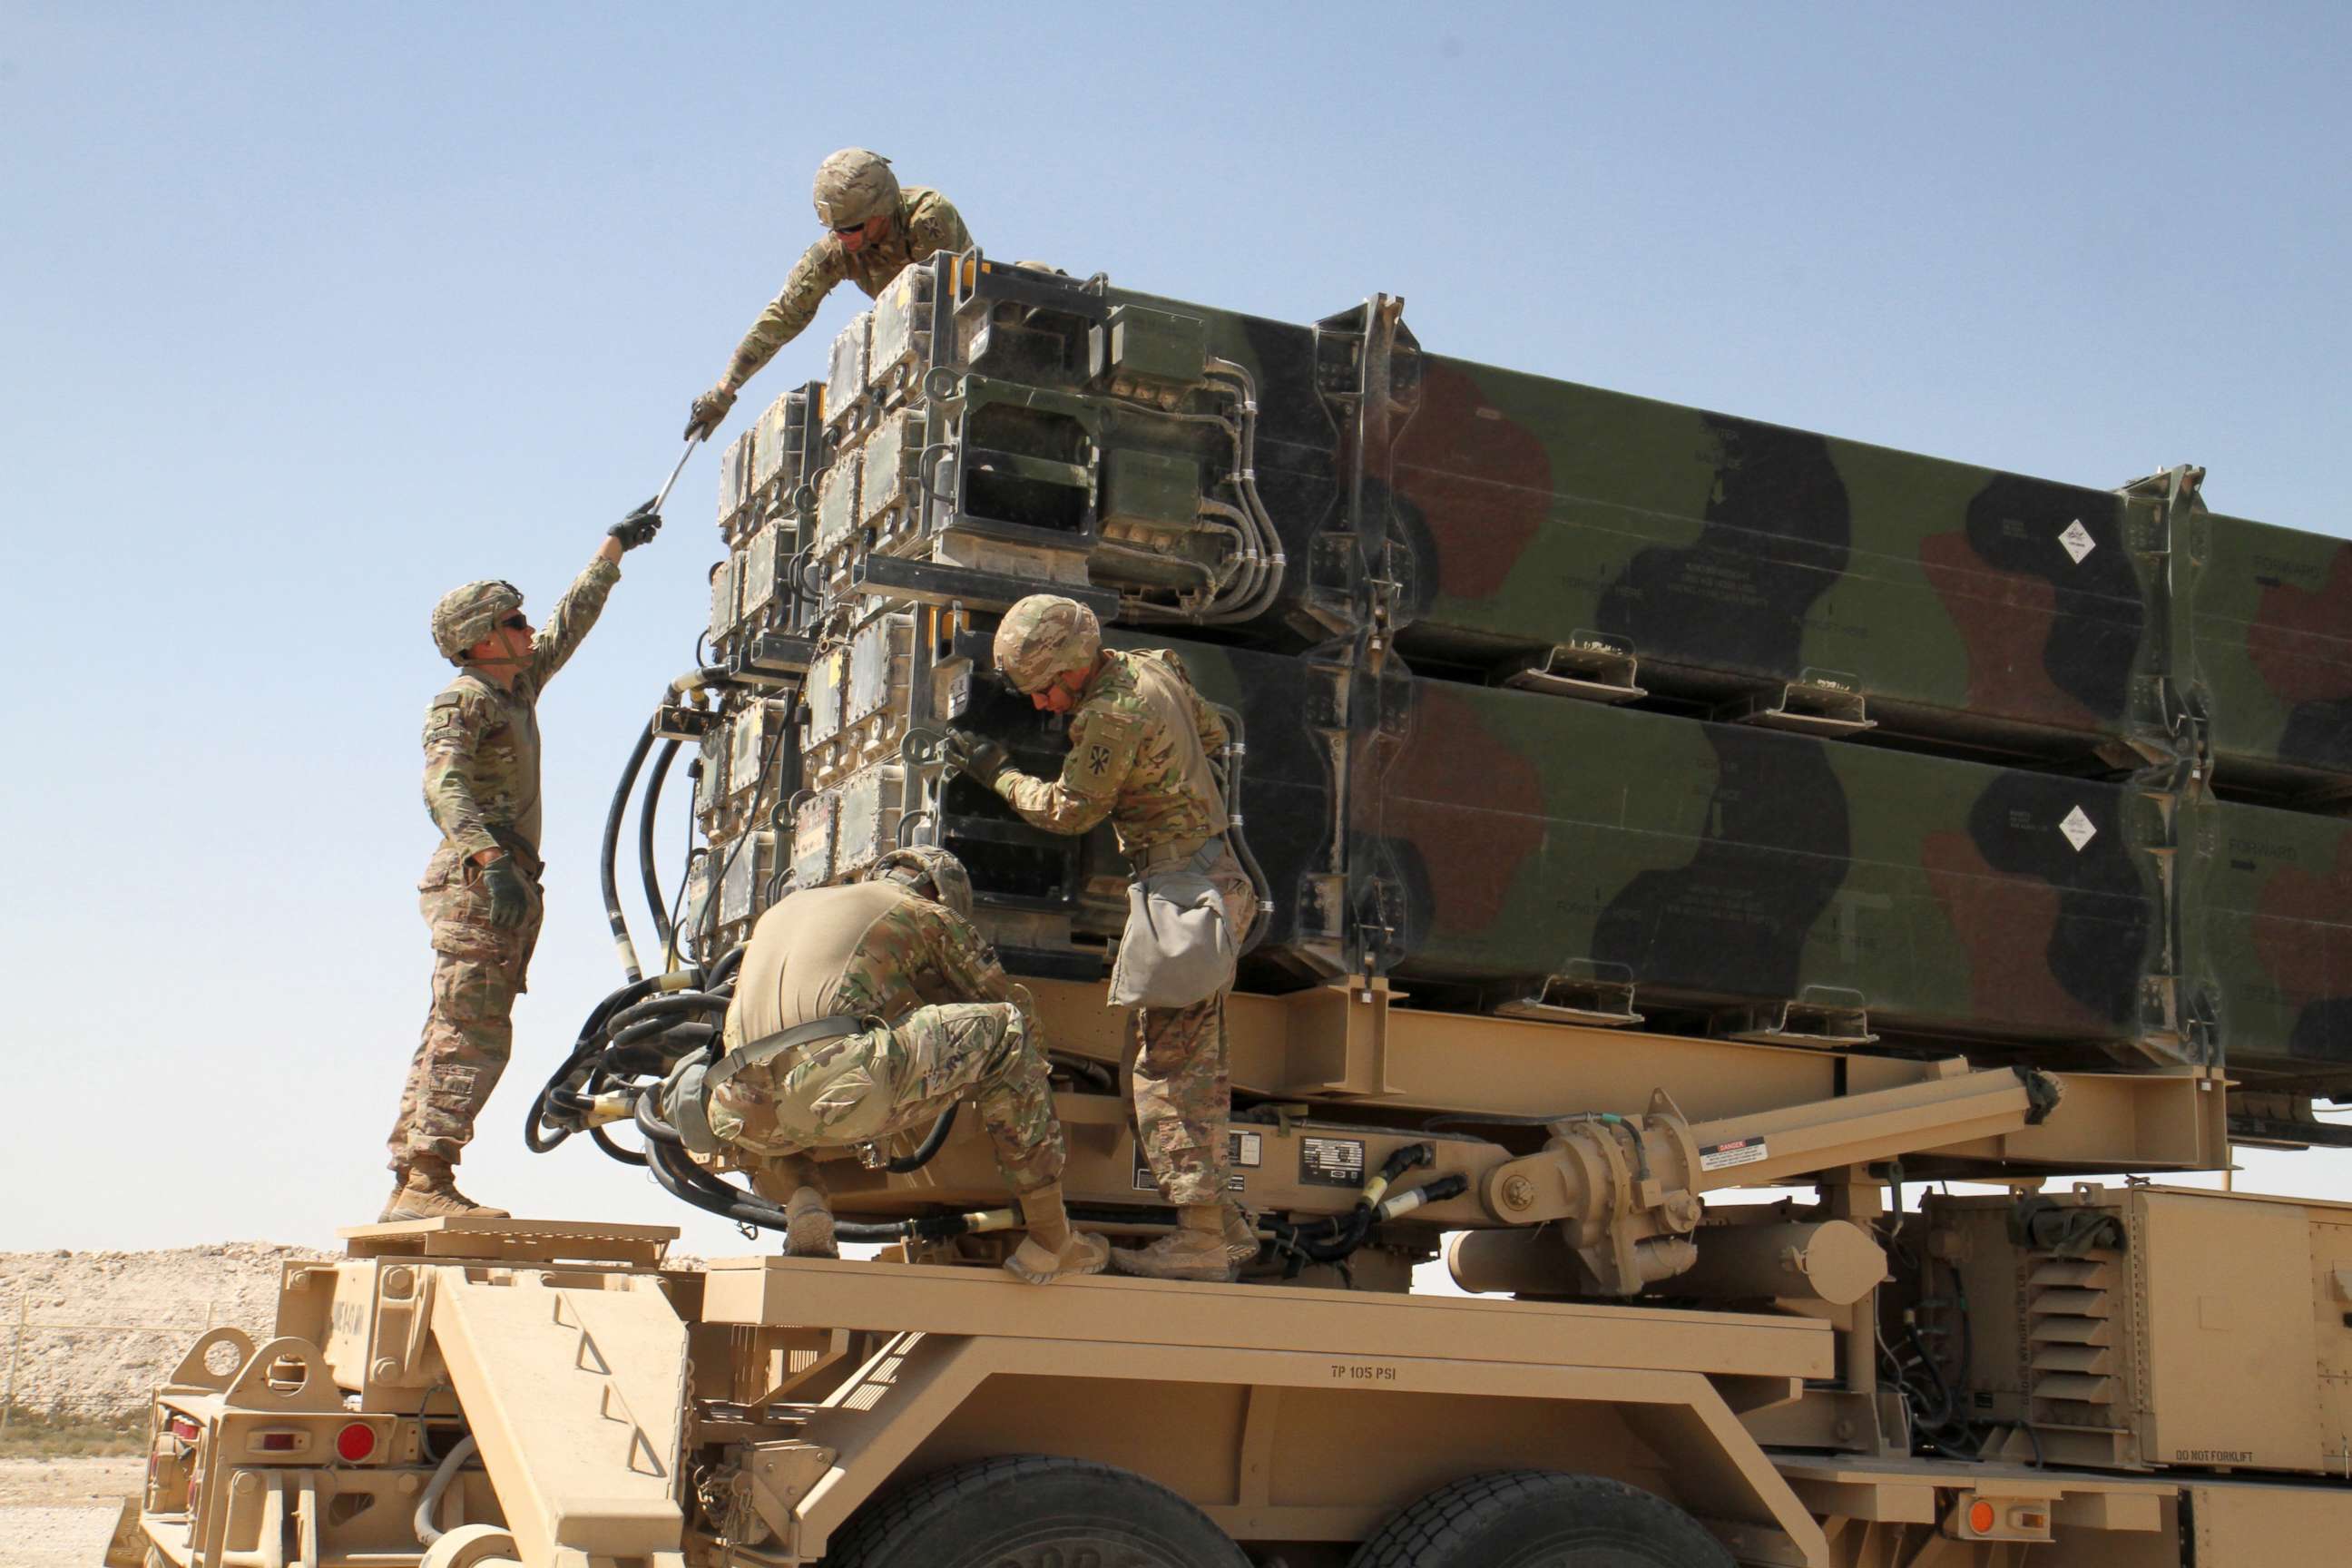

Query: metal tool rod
[[652, 438, 699, 516]]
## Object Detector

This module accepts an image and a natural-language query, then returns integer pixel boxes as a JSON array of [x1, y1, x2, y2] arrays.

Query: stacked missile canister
[[678, 251, 2352, 1135]]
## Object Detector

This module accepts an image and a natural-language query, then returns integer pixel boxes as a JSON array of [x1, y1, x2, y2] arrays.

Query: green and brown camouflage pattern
[[697, 253, 2351, 1096], [2194, 513, 2352, 801], [2184, 796, 2352, 1089]]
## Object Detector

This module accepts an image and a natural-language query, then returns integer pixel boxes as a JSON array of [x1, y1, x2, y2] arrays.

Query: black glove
[[940, 729, 1011, 786], [609, 495, 662, 552], [479, 854, 531, 930], [684, 384, 738, 442]]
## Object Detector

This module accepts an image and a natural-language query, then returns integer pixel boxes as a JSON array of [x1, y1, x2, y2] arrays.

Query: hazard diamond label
[[2060, 805, 2099, 851], [2058, 519, 2097, 564]]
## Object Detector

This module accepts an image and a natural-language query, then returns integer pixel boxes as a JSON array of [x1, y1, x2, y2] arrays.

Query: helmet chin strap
[[466, 620, 533, 670]]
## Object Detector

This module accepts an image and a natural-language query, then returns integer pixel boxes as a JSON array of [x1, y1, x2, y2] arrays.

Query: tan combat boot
[[1223, 1202, 1260, 1263], [1109, 1204, 1235, 1281], [785, 1186, 838, 1259], [378, 1157, 509, 1223], [1003, 1183, 1110, 1284]]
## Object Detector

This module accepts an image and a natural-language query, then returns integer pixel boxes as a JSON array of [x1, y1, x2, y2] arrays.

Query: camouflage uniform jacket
[[723, 880, 1033, 1056], [421, 554, 620, 862], [992, 648, 1230, 855], [724, 188, 973, 389]]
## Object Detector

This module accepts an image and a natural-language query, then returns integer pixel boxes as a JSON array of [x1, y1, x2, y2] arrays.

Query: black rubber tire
[[821, 1453, 1250, 1568], [1348, 1471, 1733, 1568]]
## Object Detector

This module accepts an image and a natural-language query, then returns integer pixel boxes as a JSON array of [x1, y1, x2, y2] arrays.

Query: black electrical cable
[[1285, 1143, 1435, 1263], [600, 721, 658, 983], [697, 684, 798, 957], [524, 975, 658, 1152], [704, 945, 747, 993], [637, 736, 681, 953], [884, 1106, 958, 1174], [591, 1123, 650, 1167], [607, 991, 732, 1034], [632, 1089, 686, 1148]]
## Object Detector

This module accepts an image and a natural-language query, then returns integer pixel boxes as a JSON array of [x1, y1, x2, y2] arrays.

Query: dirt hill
[[0, 1242, 334, 1427]]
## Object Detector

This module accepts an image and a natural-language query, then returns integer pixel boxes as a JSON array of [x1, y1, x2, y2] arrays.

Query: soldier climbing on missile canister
[[659, 846, 1108, 1284], [382, 498, 665, 1222], [682, 149, 974, 442], [941, 595, 1261, 1282]]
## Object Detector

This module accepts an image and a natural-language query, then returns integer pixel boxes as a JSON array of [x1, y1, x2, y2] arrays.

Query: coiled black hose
[[637, 737, 681, 954], [524, 975, 658, 1152], [599, 723, 658, 984]]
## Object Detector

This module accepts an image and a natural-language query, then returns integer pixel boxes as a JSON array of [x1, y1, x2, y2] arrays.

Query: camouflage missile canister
[[2195, 513, 2352, 803], [2185, 796, 2352, 1089], [681, 250, 2352, 1102], [1349, 676, 2175, 1061]]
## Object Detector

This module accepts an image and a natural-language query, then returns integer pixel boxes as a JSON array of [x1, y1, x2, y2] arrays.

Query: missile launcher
[[669, 252, 2352, 1109]]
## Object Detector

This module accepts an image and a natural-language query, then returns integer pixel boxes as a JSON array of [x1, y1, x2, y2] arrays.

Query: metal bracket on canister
[[1724, 989, 1878, 1048], [1502, 634, 1647, 704], [1733, 671, 1875, 736], [1494, 965, 1645, 1027]]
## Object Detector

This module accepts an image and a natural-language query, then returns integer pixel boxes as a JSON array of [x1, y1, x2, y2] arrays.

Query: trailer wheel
[[823, 1454, 1249, 1567], [1348, 1471, 1732, 1567]]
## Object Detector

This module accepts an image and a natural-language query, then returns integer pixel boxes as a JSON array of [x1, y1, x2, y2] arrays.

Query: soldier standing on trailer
[[661, 848, 1108, 1284], [381, 499, 663, 1222], [682, 149, 975, 441], [944, 594, 1260, 1281]]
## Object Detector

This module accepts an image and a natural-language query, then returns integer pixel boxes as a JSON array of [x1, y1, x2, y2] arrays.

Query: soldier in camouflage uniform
[[662, 847, 1106, 1284], [945, 595, 1260, 1281], [380, 499, 662, 1222], [683, 150, 974, 441]]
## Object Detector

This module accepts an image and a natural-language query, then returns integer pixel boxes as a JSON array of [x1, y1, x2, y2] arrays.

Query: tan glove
[[683, 383, 739, 442]]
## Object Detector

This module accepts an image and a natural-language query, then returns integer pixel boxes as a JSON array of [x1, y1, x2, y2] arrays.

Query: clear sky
[[2, 3, 2347, 1257]]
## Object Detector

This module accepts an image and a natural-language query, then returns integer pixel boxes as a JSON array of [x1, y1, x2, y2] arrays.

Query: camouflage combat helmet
[[993, 594, 1101, 692], [431, 580, 523, 663], [866, 846, 974, 922], [812, 149, 898, 230]]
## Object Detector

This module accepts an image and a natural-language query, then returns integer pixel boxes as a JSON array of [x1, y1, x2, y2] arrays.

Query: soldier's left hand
[[609, 496, 663, 552], [941, 728, 1010, 785]]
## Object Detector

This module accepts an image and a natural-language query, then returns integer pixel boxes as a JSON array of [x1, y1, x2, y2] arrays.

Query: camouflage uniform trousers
[[710, 1001, 1065, 1195], [386, 844, 542, 1171], [1131, 869, 1258, 1208]]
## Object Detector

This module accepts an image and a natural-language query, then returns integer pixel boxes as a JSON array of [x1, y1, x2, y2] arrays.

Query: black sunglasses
[[500, 613, 529, 632]]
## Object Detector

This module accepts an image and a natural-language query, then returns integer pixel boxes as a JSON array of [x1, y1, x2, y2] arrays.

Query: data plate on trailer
[[1298, 1136, 1366, 1189]]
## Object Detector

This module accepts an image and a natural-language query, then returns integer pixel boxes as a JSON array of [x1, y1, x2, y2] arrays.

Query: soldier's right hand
[[480, 854, 531, 929], [940, 729, 1011, 786], [683, 384, 739, 442]]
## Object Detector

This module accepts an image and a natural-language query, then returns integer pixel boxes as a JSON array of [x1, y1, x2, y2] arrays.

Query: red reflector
[[335, 1423, 377, 1463], [257, 1432, 299, 1452], [1968, 1500, 1997, 1535], [168, 1416, 201, 1442]]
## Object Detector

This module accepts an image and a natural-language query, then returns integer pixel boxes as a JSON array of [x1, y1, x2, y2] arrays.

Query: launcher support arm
[[1475, 1063, 2060, 1294]]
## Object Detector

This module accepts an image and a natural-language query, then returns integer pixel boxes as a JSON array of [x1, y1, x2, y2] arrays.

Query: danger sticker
[[1699, 1136, 1769, 1172], [2058, 519, 2097, 564], [2059, 805, 2099, 851], [1300, 1137, 1367, 1188]]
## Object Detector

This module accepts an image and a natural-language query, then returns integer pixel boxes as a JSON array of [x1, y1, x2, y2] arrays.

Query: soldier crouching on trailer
[[381, 498, 662, 1222], [943, 595, 1259, 1282], [661, 847, 1109, 1285]]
